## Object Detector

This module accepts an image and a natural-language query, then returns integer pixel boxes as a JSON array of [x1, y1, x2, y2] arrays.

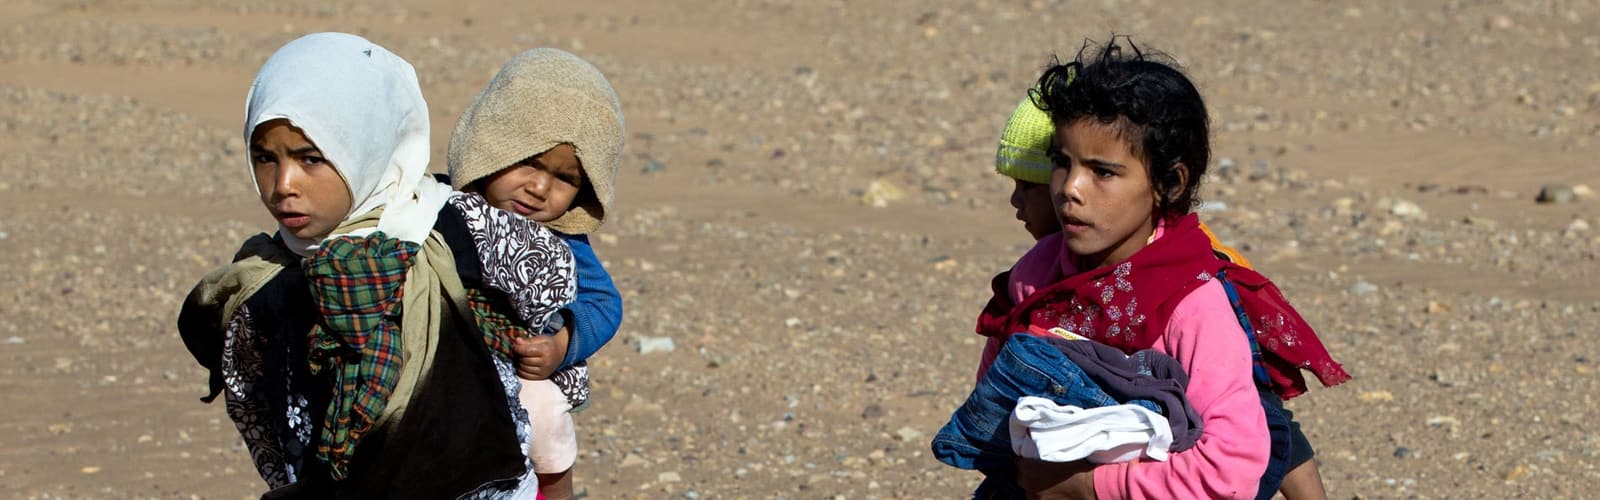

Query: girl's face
[[1049, 119, 1161, 270], [1010, 179, 1060, 241], [479, 143, 584, 223], [250, 119, 352, 242]]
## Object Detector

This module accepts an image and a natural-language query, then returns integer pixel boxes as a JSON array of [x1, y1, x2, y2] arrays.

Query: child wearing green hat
[[974, 93, 1068, 380]]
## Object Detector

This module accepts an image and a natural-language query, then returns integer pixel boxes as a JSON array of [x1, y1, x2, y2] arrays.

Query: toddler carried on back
[[448, 47, 627, 500]]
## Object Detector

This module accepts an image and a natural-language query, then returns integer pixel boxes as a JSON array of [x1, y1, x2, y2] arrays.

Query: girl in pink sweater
[[976, 38, 1349, 499]]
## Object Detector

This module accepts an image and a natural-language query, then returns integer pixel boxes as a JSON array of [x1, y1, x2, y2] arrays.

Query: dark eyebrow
[[1082, 157, 1127, 171], [289, 146, 321, 156]]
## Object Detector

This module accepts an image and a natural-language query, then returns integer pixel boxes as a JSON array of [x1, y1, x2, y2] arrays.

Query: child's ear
[[1162, 162, 1190, 208]]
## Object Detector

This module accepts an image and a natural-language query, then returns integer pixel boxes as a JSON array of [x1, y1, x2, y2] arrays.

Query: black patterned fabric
[[179, 192, 579, 497]]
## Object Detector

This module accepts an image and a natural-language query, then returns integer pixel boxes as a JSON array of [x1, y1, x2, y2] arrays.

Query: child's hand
[[512, 327, 570, 380], [1014, 457, 1095, 499]]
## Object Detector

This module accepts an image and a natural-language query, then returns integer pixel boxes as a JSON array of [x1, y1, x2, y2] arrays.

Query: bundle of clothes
[[932, 332, 1203, 496]]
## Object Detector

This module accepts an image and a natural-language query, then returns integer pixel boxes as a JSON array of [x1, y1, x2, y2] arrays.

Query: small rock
[[705, 354, 734, 368], [1393, 447, 1419, 459], [658, 471, 682, 483], [642, 159, 666, 174], [1330, 197, 1356, 216], [861, 180, 906, 207], [1378, 220, 1405, 237], [1573, 184, 1596, 199], [861, 404, 886, 420], [0, 230, 8, 241], [895, 426, 924, 442], [620, 454, 648, 467], [81, 466, 101, 474], [1389, 199, 1426, 219], [636, 336, 676, 354], [1358, 390, 1395, 403], [1537, 185, 1576, 204], [1566, 219, 1591, 234], [3, 336, 23, 345], [1197, 200, 1228, 213], [1486, 14, 1514, 30], [1504, 464, 1531, 481], [1425, 301, 1451, 314], [784, 317, 802, 328], [1349, 281, 1378, 295], [1463, 215, 1498, 228]]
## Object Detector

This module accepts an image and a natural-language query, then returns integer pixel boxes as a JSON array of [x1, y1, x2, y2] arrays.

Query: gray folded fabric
[[1041, 336, 1205, 452]]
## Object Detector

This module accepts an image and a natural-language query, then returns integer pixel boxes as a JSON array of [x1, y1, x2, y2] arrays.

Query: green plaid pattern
[[303, 232, 419, 479], [465, 288, 532, 359]]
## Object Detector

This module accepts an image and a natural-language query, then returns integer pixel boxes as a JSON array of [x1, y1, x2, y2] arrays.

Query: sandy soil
[[2, 0, 1598, 498]]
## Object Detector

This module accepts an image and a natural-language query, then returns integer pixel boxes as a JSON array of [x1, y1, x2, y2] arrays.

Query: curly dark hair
[[1031, 36, 1210, 217]]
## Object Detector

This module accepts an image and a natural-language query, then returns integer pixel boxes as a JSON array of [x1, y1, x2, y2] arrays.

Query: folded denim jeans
[[933, 334, 1159, 475]]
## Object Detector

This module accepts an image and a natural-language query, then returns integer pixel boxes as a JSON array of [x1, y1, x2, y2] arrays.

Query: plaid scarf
[[303, 232, 420, 478], [465, 288, 529, 358]]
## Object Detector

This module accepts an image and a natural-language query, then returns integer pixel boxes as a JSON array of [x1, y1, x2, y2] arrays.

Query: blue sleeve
[[558, 233, 623, 368]]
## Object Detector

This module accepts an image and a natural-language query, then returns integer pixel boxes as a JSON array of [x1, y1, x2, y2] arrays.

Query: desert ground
[[1, 0, 1598, 498]]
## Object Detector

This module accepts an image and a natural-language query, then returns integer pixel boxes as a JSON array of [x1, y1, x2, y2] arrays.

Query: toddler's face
[[1010, 179, 1060, 240], [250, 119, 352, 242], [480, 143, 584, 224]]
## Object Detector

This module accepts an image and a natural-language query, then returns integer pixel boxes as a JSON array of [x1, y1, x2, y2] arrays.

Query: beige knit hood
[[448, 48, 624, 234]]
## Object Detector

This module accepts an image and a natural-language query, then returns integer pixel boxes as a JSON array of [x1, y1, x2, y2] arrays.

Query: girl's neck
[[1074, 248, 1131, 273], [1070, 216, 1162, 272]]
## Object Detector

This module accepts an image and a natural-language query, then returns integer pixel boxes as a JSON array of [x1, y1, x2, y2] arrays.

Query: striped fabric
[[303, 233, 420, 479], [1218, 270, 1273, 387]]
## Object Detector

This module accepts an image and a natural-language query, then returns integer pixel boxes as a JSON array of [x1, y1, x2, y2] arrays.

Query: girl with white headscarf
[[179, 32, 575, 498]]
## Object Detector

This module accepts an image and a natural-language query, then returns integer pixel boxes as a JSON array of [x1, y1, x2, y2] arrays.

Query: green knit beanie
[[994, 95, 1055, 185]]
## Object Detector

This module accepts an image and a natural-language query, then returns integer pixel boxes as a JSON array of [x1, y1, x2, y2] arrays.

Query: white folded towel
[[1010, 396, 1174, 464]]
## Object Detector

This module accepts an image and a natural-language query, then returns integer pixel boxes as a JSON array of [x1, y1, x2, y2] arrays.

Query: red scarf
[[977, 214, 1350, 399]]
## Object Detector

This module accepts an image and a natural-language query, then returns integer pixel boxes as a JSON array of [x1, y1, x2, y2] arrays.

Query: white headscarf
[[244, 32, 452, 256]]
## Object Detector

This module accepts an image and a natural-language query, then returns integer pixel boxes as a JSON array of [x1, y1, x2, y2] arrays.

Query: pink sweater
[[981, 228, 1269, 498], [1090, 279, 1269, 499], [975, 232, 1066, 380]]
